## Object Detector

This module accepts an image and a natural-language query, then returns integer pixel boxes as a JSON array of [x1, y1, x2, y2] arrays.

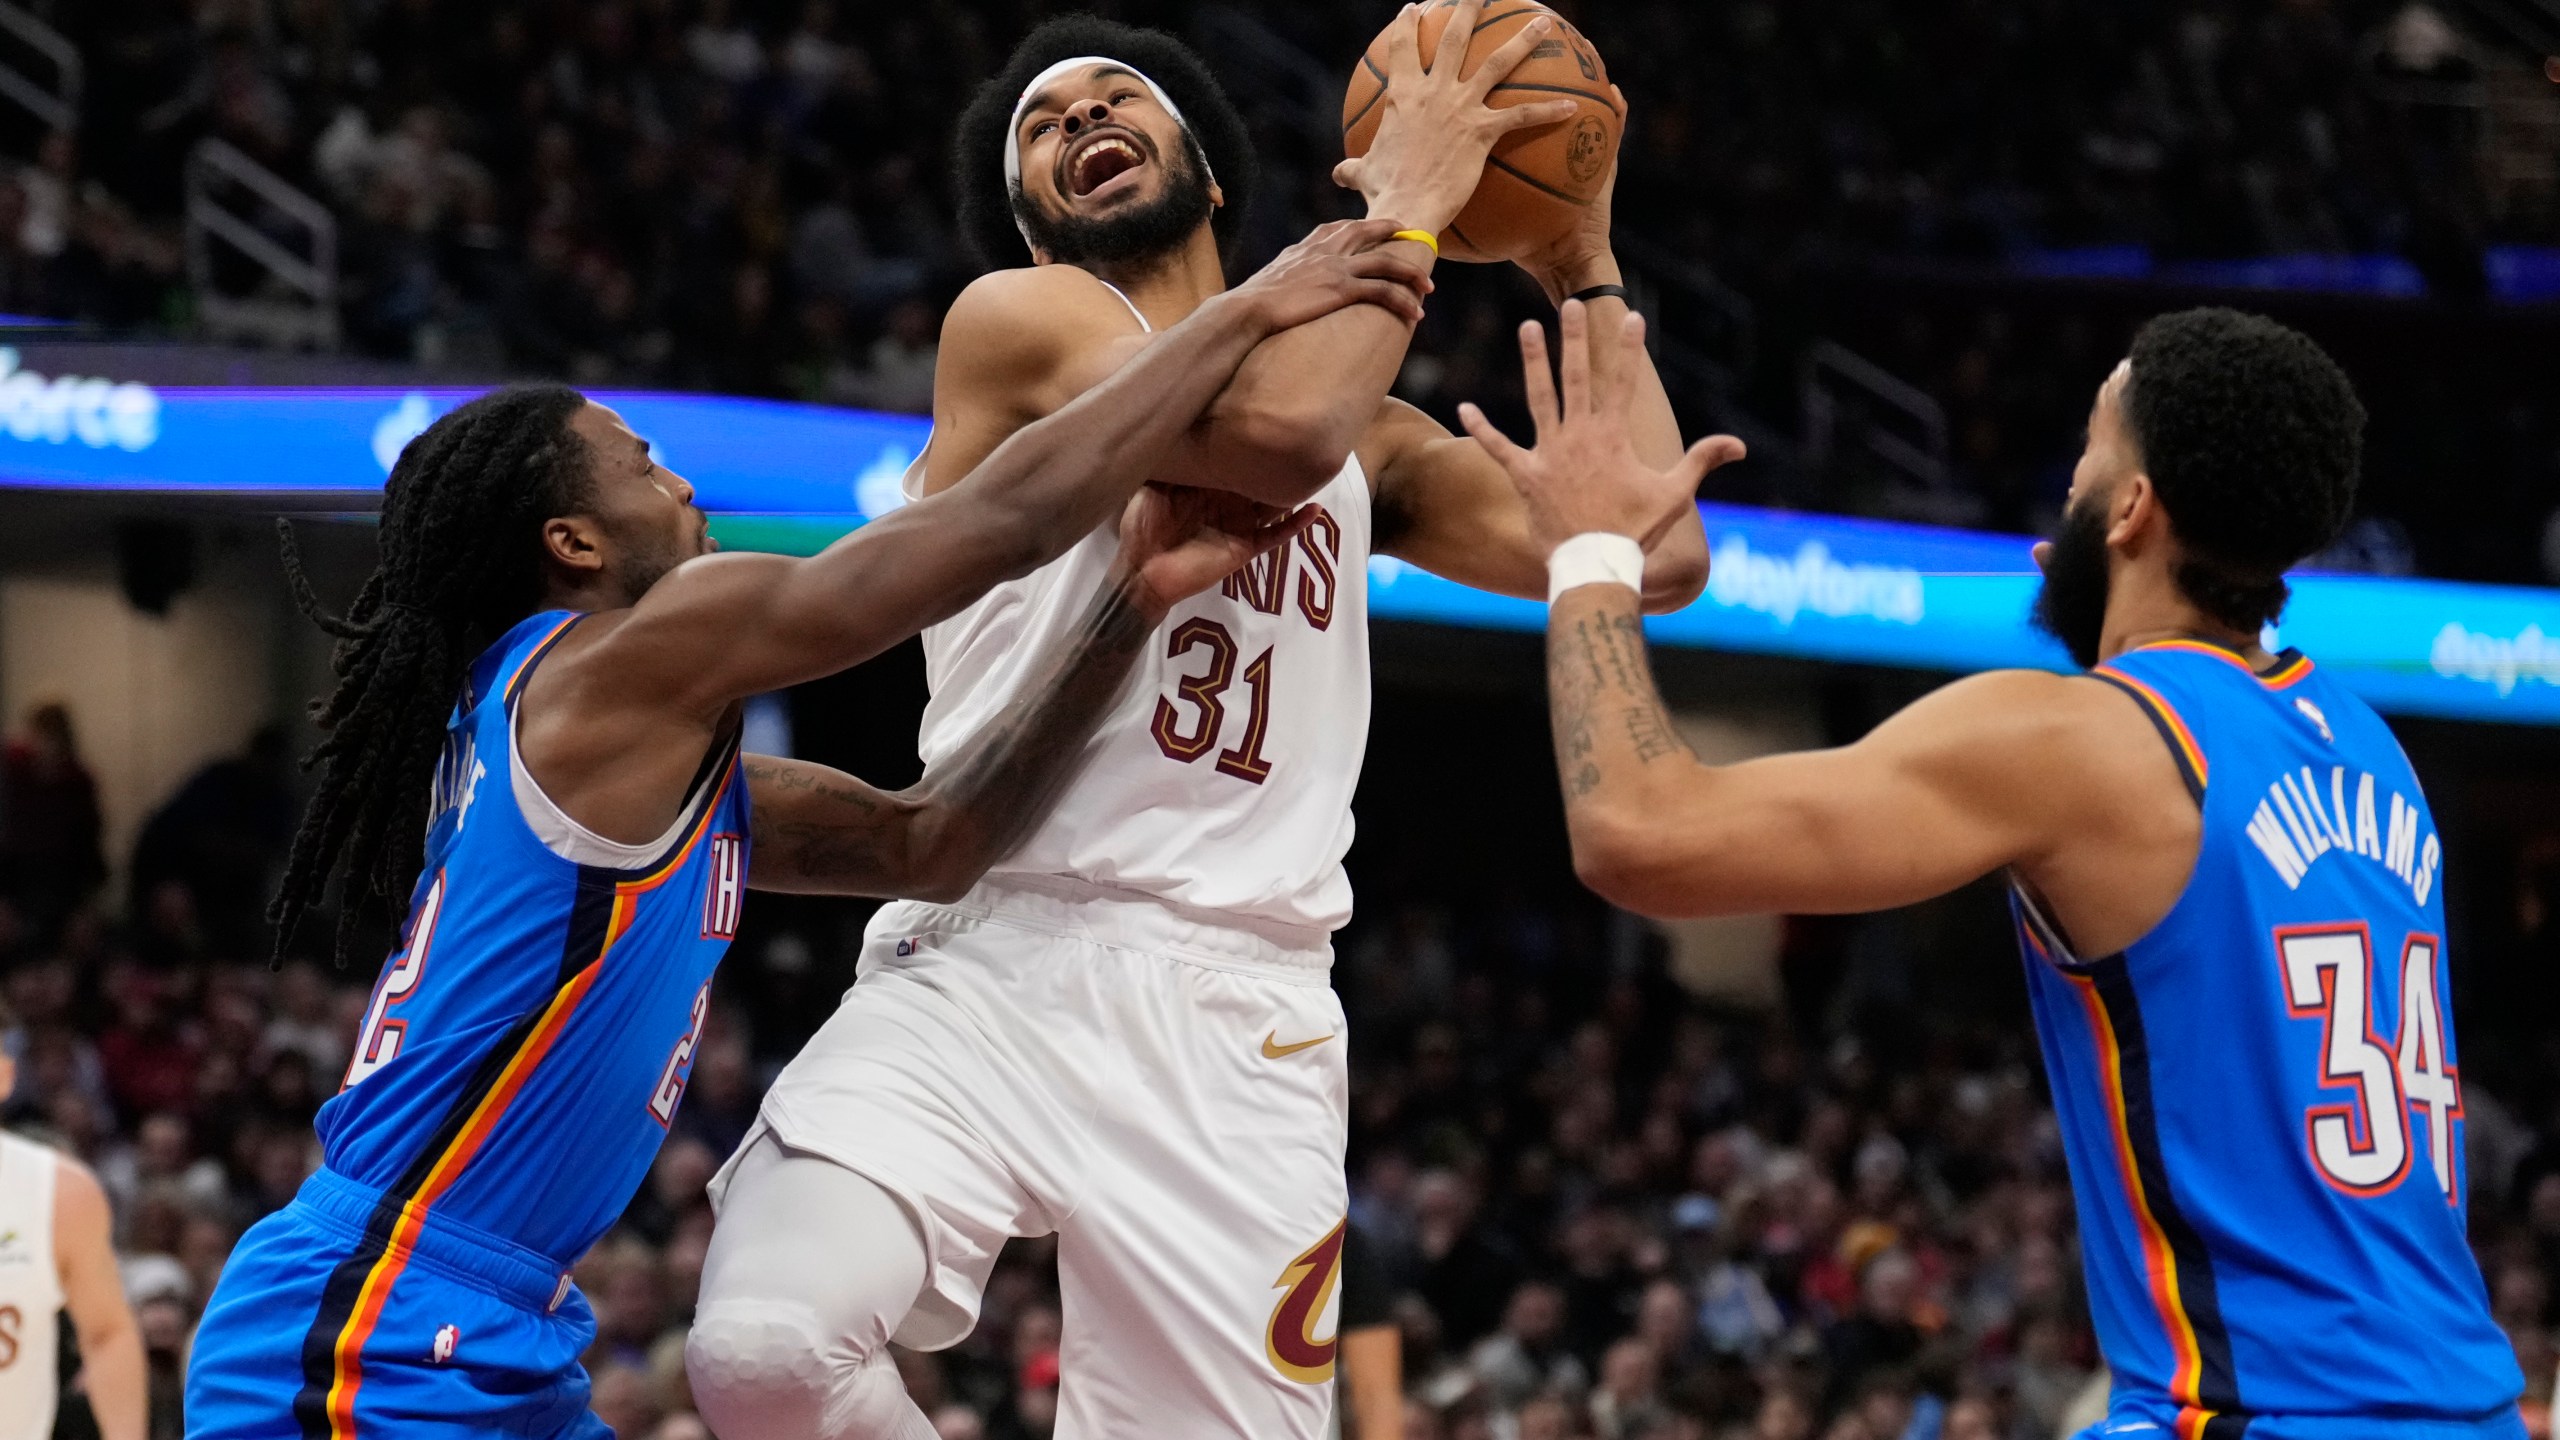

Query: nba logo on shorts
[[702, 834, 745, 939], [432, 1325, 460, 1364]]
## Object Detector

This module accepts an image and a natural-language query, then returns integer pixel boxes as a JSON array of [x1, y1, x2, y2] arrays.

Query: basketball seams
[[1342, 75, 1387, 135], [1471, 7, 1548, 36], [1484, 153, 1594, 206], [1487, 81, 1616, 108]]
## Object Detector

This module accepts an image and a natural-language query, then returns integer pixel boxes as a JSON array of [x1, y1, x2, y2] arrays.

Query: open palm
[[1458, 302, 1747, 554]]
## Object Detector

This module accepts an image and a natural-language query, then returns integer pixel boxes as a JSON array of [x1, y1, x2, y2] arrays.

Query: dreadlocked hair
[[270, 385, 596, 967]]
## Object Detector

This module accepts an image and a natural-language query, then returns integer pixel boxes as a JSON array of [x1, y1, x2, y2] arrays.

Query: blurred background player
[[1335, 1223, 1403, 1440], [179, 224, 1422, 1440], [0, 1000, 143, 1440], [691, 7, 1706, 1438], [1463, 298, 2523, 1437]]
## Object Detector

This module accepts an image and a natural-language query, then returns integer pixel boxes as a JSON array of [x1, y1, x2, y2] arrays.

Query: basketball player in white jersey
[[688, 8, 1703, 1437], [0, 1009, 143, 1440]]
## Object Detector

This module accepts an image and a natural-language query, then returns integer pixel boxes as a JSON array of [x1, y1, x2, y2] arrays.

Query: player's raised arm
[[582, 220, 1425, 716], [743, 488, 1311, 901], [1367, 149, 1710, 614], [1460, 305, 2180, 933], [1170, 0, 1574, 499]]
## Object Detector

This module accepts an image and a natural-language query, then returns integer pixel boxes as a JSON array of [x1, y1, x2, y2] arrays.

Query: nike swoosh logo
[[1262, 1031, 1334, 1059]]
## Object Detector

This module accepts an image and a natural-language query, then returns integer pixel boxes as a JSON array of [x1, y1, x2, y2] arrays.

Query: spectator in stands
[[129, 725, 295, 964], [46, 0, 2560, 580], [0, 701, 105, 935], [1589, 1335, 1669, 1439], [1411, 1167, 1524, 1348], [1469, 1280, 1589, 1413]]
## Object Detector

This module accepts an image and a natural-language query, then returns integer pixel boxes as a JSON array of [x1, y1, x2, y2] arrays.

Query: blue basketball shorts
[[185, 1168, 613, 1440]]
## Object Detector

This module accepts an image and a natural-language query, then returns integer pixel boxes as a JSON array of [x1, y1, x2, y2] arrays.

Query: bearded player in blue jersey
[[180, 222, 1429, 1440], [1467, 302, 2523, 1439]]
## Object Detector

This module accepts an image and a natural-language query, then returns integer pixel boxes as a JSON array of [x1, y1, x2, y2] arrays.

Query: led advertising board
[[0, 366, 2550, 725]]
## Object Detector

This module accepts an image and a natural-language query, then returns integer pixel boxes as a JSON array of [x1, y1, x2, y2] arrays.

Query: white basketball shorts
[[713, 874, 1351, 1438]]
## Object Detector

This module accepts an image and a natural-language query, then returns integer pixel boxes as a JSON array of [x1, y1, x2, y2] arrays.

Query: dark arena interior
[[0, 2, 2556, 1438]]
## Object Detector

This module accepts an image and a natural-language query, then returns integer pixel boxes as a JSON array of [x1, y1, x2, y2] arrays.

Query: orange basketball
[[1342, 1, 1620, 264]]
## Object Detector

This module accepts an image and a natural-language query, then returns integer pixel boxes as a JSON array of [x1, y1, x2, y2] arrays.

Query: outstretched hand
[[1116, 484, 1315, 620], [1457, 301, 1747, 554]]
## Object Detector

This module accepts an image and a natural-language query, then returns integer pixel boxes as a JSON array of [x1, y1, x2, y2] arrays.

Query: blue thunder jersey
[[316, 609, 750, 1264], [2015, 640, 2521, 1439]]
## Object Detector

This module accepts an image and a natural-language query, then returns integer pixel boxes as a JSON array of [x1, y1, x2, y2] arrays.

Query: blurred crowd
[[2, 660, 2559, 1440], [5, 0, 2551, 582]]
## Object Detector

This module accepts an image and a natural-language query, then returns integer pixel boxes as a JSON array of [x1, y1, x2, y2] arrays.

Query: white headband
[[1001, 55, 1214, 194]]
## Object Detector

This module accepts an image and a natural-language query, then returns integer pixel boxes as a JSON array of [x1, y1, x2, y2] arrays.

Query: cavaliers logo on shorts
[[1264, 1220, 1346, 1383]]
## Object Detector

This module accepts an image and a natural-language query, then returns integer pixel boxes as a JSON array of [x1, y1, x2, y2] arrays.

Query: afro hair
[[2124, 308, 2366, 631], [952, 15, 1258, 272]]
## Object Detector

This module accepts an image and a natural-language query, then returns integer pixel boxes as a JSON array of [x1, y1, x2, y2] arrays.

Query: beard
[[1012, 134, 1215, 270], [612, 522, 697, 604], [2032, 497, 2114, 670]]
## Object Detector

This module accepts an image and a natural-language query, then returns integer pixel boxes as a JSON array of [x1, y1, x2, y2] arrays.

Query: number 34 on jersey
[[2276, 922, 2462, 1202]]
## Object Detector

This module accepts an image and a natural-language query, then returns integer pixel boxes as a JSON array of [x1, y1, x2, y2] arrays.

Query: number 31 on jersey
[[2276, 924, 2461, 1201]]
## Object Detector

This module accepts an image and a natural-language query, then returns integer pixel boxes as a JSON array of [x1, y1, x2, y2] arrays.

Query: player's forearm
[[1546, 584, 1713, 913], [1193, 248, 1434, 502], [73, 1324, 145, 1440], [897, 568, 1157, 894], [1541, 256, 1680, 469], [1572, 272, 1707, 608], [744, 573, 1155, 900]]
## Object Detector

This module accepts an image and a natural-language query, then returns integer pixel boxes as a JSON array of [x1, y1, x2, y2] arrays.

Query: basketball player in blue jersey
[[180, 221, 1430, 1440], [1465, 301, 2525, 1439]]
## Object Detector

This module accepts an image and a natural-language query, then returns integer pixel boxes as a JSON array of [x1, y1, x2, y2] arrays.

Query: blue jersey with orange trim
[[2016, 641, 2520, 1434], [314, 609, 750, 1266]]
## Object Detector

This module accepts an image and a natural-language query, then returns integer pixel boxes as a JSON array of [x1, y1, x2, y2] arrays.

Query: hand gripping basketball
[[1332, 0, 1581, 239], [1458, 301, 1748, 554]]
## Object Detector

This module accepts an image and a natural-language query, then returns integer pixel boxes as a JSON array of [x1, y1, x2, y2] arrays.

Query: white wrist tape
[[1546, 532, 1646, 602]]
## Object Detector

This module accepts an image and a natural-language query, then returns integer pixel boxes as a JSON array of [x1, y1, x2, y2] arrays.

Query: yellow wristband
[[1390, 229, 1440, 255]]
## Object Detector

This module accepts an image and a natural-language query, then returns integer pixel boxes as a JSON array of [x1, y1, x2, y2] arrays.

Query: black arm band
[[1565, 284, 1631, 307]]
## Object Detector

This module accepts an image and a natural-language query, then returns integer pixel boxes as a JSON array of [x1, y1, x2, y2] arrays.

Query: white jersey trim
[[507, 701, 714, 870]]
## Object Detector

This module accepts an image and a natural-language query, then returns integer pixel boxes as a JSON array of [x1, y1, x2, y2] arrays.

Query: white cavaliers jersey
[[0, 1134, 61, 1440], [907, 435, 1372, 937]]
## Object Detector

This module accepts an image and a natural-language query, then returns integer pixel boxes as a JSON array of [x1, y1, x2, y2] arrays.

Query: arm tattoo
[[1547, 593, 1691, 807], [742, 755, 900, 887], [912, 576, 1156, 878]]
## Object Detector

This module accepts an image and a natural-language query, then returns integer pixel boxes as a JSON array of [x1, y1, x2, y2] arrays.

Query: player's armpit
[[1367, 399, 1707, 612]]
